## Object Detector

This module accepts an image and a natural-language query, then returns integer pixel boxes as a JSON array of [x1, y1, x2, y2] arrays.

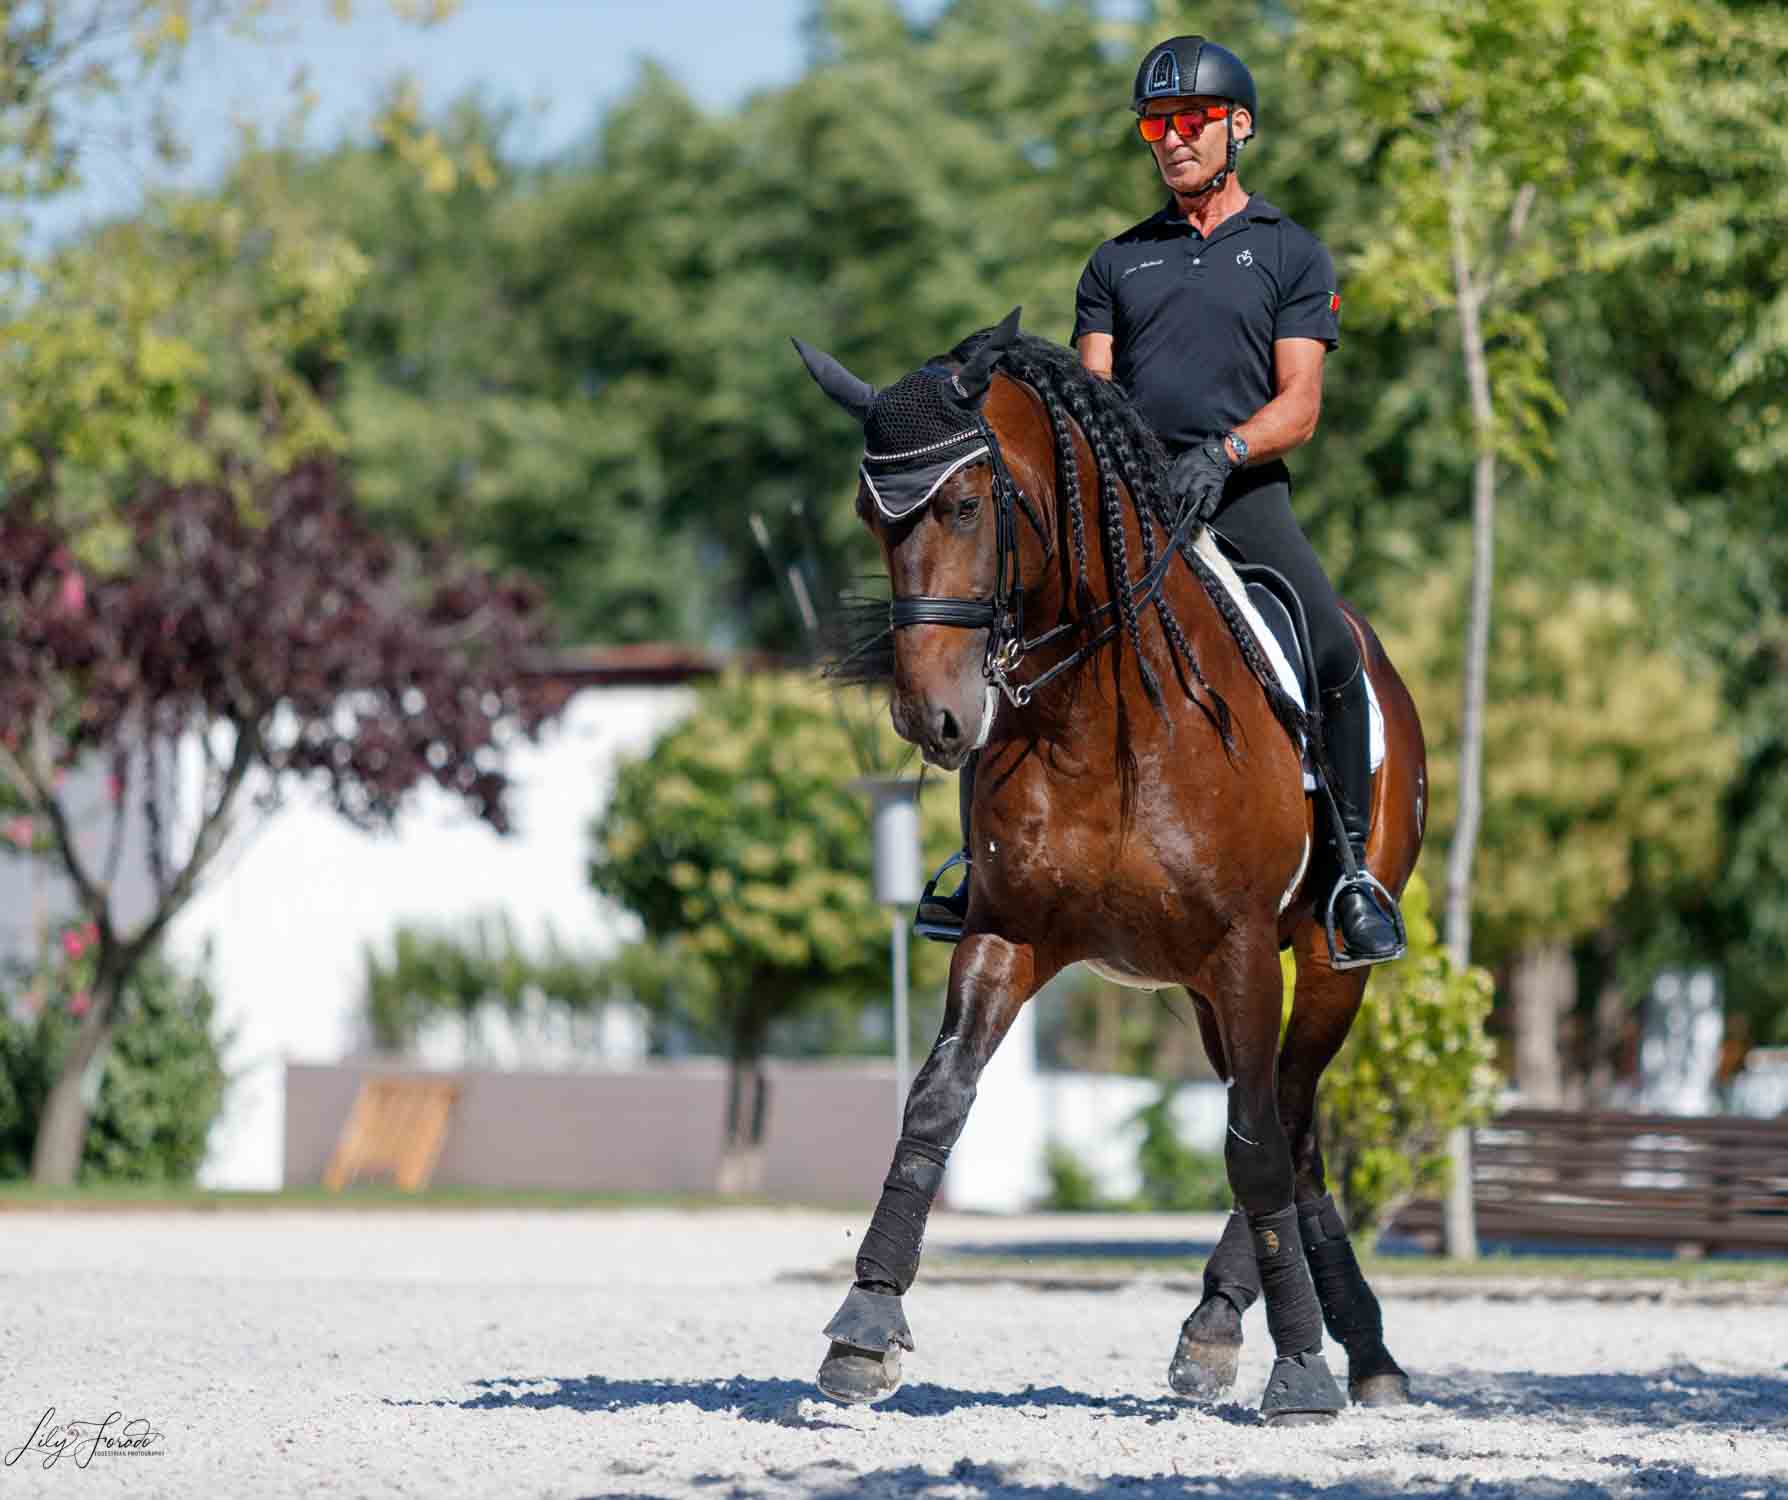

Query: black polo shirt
[[1072, 194, 1339, 457]]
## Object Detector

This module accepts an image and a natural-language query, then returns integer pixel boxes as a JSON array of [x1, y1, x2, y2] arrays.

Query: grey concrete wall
[[285, 1059, 905, 1205]]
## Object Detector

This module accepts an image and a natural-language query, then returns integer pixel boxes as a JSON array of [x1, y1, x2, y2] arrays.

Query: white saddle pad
[[1194, 530, 1384, 789]]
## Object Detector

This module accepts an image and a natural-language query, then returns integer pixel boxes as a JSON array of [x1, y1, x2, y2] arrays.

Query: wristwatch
[[1223, 431, 1248, 466]]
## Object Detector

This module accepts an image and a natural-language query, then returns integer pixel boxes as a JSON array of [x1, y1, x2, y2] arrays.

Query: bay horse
[[792, 308, 1426, 1425]]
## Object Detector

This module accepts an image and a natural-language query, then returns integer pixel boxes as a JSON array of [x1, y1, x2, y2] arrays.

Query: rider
[[918, 35, 1401, 967]]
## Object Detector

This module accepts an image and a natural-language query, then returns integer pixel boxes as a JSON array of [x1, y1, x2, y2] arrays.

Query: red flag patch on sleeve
[[1329, 292, 1341, 313]]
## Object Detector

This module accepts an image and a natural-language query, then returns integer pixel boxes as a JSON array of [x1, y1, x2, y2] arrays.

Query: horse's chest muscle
[[976, 733, 1301, 958]]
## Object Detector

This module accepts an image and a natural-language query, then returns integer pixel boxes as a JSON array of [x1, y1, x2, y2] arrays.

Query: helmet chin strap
[[1177, 116, 1241, 202]]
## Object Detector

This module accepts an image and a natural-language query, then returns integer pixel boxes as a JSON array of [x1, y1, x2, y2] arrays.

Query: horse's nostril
[[938, 709, 961, 746]]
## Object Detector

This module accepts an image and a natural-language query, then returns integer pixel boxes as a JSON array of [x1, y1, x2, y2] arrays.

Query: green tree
[[588, 672, 958, 1192], [1293, 0, 1692, 977], [1383, 567, 1739, 1100], [1586, 3, 1788, 1041], [358, 915, 608, 1056], [0, 3, 465, 561], [1, 177, 369, 559], [1284, 875, 1498, 1236], [0, 927, 230, 1183], [1131, 1085, 1230, 1212], [0, 2, 457, 202]]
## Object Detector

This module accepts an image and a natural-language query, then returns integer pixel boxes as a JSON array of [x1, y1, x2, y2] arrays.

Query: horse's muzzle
[[894, 692, 980, 771]]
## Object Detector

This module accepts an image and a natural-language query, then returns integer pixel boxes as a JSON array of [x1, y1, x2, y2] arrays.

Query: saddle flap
[[1244, 581, 1309, 707]]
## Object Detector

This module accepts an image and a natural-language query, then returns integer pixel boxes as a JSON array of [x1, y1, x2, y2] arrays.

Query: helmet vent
[[1147, 51, 1179, 94]]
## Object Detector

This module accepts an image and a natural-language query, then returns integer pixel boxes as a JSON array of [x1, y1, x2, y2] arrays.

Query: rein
[[888, 402, 1203, 710]]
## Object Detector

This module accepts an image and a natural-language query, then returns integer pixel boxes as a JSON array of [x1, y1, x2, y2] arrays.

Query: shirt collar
[[1152, 192, 1283, 233]]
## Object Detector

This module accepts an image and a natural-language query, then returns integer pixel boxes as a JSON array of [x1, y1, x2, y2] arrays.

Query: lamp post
[[855, 777, 922, 1130]]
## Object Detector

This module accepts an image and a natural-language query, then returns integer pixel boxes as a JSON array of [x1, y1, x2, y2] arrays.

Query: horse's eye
[[957, 497, 981, 521]]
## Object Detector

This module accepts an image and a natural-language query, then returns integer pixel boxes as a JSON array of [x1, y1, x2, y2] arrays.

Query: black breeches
[[1209, 476, 1360, 692]]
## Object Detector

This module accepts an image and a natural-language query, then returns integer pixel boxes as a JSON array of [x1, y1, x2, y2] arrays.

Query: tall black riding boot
[[914, 752, 976, 943], [1319, 666, 1404, 967]]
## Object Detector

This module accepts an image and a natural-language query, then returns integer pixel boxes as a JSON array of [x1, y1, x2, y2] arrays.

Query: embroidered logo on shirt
[[1236, 249, 1254, 267], [1121, 259, 1166, 279]]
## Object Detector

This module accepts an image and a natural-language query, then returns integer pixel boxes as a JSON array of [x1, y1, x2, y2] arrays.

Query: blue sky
[[33, 0, 848, 242]]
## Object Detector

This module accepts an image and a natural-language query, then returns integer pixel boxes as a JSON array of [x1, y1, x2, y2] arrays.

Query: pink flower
[[60, 929, 88, 960], [57, 569, 86, 615], [68, 992, 91, 1017], [3, 816, 33, 849]]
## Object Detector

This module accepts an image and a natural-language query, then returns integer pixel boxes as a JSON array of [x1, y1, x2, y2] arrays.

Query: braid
[[1025, 362, 1096, 619], [929, 327, 1311, 752]]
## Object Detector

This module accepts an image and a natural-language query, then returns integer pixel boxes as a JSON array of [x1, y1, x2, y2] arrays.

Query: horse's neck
[[1046, 482, 1251, 746]]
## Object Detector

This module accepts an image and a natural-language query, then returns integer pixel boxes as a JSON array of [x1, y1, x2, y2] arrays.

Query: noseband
[[887, 389, 1206, 710]]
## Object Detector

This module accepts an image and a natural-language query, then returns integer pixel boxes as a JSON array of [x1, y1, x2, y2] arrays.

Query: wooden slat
[[322, 1077, 459, 1193], [1390, 1108, 1788, 1253]]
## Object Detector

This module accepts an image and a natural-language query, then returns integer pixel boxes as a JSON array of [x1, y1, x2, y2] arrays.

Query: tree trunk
[[1442, 174, 1498, 977], [1439, 138, 1499, 1261], [30, 970, 121, 1186], [716, 1009, 770, 1197], [1585, 931, 1628, 1107], [1510, 942, 1574, 1107]]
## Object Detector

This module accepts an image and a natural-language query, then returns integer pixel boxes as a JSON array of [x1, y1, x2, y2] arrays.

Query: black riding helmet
[[1132, 36, 1256, 198]]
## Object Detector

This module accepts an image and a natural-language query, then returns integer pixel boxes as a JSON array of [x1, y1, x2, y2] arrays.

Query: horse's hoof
[[1169, 1336, 1240, 1399], [816, 1340, 902, 1405], [1265, 1409, 1339, 1428], [1260, 1351, 1345, 1425], [1349, 1371, 1411, 1407]]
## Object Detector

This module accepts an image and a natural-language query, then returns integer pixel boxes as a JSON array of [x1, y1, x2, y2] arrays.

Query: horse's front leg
[[817, 933, 1048, 1405], [1197, 927, 1346, 1425], [1168, 993, 1262, 1400]]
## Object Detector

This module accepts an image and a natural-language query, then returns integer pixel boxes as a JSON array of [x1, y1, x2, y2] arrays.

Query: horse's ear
[[790, 337, 876, 424], [949, 306, 1023, 407]]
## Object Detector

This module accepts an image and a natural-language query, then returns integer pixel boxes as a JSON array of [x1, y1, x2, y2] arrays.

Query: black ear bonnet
[[859, 369, 990, 521]]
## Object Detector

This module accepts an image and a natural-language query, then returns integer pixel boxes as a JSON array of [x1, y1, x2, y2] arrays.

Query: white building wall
[[167, 687, 690, 1190]]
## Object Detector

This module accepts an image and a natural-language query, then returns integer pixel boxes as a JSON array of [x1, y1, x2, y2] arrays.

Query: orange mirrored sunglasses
[[1136, 105, 1229, 143]]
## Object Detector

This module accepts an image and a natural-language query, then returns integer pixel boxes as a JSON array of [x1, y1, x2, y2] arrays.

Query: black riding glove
[[1170, 440, 1238, 520]]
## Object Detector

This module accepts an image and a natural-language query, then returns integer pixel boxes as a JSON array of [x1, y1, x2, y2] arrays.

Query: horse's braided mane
[[825, 327, 1309, 757], [971, 329, 1307, 750]]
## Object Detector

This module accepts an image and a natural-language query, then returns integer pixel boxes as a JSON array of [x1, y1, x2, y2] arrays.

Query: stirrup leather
[[1322, 870, 1408, 972], [913, 849, 970, 943]]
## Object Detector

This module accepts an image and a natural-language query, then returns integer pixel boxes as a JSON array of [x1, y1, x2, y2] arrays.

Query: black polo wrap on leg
[[1298, 1193, 1384, 1354], [1202, 1209, 1262, 1315], [1249, 1204, 1323, 1358], [854, 1136, 950, 1295]]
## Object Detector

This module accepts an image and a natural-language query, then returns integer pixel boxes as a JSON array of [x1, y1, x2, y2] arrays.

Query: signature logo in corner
[[4, 1408, 167, 1470], [1121, 258, 1167, 279]]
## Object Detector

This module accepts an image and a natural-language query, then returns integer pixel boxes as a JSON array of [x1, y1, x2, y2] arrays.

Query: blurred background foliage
[[1292, 875, 1499, 1232], [0, 935, 230, 1183], [5, 0, 1788, 1112], [358, 914, 608, 1055]]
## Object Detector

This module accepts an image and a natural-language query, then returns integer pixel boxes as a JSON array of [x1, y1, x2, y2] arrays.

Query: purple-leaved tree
[[0, 466, 559, 1184]]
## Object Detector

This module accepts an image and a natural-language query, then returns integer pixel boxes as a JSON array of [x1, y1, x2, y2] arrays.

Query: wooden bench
[[1391, 1108, 1788, 1254]]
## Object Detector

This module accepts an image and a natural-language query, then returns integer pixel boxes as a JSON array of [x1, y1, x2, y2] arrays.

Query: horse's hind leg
[[1193, 928, 1345, 1425], [1167, 993, 1261, 1400], [816, 934, 1048, 1405], [1278, 937, 1410, 1406]]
